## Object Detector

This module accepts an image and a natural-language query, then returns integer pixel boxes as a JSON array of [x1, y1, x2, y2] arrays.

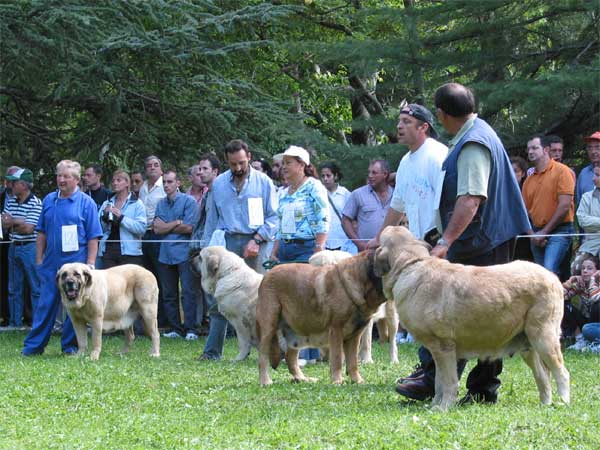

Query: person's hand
[[110, 206, 122, 219], [1, 212, 13, 228], [356, 241, 368, 252], [243, 239, 260, 258], [531, 235, 547, 247], [430, 244, 448, 259], [366, 238, 379, 249]]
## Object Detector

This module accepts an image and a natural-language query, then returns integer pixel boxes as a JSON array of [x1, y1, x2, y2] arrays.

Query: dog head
[[374, 226, 431, 277], [196, 247, 229, 294], [56, 263, 93, 308]]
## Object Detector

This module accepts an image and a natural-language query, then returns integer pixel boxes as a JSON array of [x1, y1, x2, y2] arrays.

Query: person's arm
[[171, 197, 197, 235], [314, 232, 327, 253], [342, 215, 366, 251], [431, 194, 483, 258], [368, 207, 406, 248], [535, 194, 572, 237], [35, 231, 47, 264], [86, 238, 99, 266], [119, 201, 147, 236], [576, 193, 600, 232], [269, 239, 280, 261], [7, 216, 35, 235]]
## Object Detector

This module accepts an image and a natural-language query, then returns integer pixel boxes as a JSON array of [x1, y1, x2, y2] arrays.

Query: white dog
[[191, 246, 263, 361]]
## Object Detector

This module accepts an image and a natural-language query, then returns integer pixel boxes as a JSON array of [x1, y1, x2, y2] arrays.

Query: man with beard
[[199, 140, 277, 360]]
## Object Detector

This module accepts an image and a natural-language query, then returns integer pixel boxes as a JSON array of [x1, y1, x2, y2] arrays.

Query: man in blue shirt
[[154, 170, 199, 340], [576, 131, 600, 204], [198, 139, 277, 360]]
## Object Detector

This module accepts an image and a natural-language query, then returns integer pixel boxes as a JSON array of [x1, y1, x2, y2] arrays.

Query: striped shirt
[[4, 193, 42, 242]]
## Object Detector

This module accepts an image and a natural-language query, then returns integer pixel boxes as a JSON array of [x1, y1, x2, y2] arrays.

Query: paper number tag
[[281, 204, 296, 234], [247, 198, 264, 227], [62, 225, 79, 252]]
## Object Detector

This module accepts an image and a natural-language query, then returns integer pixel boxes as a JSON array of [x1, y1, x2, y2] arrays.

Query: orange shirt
[[522, 159, 575, 228]]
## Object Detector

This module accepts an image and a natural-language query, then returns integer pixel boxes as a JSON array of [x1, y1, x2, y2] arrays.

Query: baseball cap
[[283, 146, 310, 165], [584, 131, 600, 142], [400, 104, 439, 139], [5, 168, 33, 183]]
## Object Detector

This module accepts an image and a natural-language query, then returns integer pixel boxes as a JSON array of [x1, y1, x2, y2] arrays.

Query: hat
[[584, 131, 600, 142], [5, 168, 33, 183], [283, 146, 310, 165], [400, 104, 439, 139]]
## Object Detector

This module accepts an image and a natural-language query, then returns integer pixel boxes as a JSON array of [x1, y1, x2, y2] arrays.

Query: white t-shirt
[[325, 185, 357, 254], [390, 138, 448, 239]]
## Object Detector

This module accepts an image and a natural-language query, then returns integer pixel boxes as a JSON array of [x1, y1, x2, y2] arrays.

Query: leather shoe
[[458, 391, 497, 406], [395, 364, 426, 385], [395, 375, 434, 401]]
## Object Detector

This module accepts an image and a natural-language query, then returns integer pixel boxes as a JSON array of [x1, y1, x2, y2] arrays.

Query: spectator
[[154, 170, 199, 340], [562, 254, 600, 351], [342, 160, 392, 252], [22, 160, 102, 356], [522, 135, 575, 277], [82, 164, 112, 209], [576, 131, 600, 204], [319, 161, 356, 253], [571, 165, 600, 274], [395, 83, 531, 405], [198, 139, 277, 360], [1, 168, 42, 328], [190, 154, 220, 338], [510, 156, 528, 189], [186, 164, 207, 207], [371, 103, 448, 247], [98, 170, 147, 268], [252, 159, 273, 178], [270, 145, 329, 365], [271, 153, 285, 187], [1, 166, 21, 326], [130, 171, 144, 196], [139, 155, 167, 328]]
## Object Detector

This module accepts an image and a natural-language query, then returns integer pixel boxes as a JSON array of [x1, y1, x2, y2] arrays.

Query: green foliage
[[1, 331, 599, 449], [1, 0, 598, 191]]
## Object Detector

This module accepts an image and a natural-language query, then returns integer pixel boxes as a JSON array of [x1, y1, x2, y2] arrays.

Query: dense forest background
[[1, 0, 598, 191]]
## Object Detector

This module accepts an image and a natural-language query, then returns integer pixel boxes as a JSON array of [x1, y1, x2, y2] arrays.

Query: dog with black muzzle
[[57, 262, 160, 360]]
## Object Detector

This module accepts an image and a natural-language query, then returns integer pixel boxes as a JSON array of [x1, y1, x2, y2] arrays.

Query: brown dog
[[256, 251, 387, 385], [374, 226, 570, 410], [57, 263, 160, 360]]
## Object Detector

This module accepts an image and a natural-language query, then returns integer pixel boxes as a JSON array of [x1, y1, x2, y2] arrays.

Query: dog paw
[[150, 352, 160, 358], [89, 351, 100, 361], [360, 358, 374, 364], [260, 379, 273, 386]]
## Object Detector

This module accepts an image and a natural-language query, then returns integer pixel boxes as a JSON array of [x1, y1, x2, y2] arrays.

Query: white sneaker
[[567, 338, 587, 351], [297, 358, 316, 367], [185, 332, 199, 341], [162, 331, 183, 339], [585, 342, 600, 354]]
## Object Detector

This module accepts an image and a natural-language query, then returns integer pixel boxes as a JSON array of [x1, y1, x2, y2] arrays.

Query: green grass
[[1, 331, 598, 449]]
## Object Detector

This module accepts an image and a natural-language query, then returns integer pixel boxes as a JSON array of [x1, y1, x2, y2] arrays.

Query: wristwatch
[[253, 236, 263, 245], [437, 237, 449, 247]]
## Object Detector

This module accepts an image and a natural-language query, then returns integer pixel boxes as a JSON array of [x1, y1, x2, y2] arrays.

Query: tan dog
[[57, 263, 160, 360], [256, 251, 387, 385], [190, 246, 263, 361], [309, 251, 399, 364], [374, 226, 570, 410]]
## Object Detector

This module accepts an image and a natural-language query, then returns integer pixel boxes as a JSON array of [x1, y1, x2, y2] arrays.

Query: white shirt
[[325, 185, 357, 253], [391, 137, 448, 239], [139, 176, 166, 227]]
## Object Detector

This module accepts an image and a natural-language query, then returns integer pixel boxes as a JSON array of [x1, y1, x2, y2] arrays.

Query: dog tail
[[269, 334, 281, 369]]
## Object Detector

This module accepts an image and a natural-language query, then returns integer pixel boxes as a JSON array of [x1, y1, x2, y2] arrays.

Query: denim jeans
[[530, 223, 573, 276], [8, 243, 40, 327], [158, 261, 197, 335], [582, 323, 600, 343], [277, 239, 315, 263]]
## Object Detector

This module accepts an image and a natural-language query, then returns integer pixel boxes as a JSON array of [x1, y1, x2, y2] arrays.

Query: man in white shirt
[[370, 104, 448, 246]]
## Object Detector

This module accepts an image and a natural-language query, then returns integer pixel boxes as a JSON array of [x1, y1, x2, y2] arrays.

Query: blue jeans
[[277, 239, 315, 263], [8, 243, 40, 327], [158, 261, 197, 335], [582, 323, 600, 343], [530, 223, 573, 276]]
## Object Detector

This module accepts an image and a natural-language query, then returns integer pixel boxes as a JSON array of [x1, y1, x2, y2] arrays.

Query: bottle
[[107, 201, 114, 223]]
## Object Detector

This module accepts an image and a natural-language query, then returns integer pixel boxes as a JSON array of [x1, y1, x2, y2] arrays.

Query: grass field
[[1, 330, 598, 449]]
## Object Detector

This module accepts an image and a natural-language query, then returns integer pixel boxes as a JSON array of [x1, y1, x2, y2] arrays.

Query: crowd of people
[[1, 82, 599, 399]]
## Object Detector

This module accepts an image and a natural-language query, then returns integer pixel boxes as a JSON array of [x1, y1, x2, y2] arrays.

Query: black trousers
[[418, 238, 515, 400]]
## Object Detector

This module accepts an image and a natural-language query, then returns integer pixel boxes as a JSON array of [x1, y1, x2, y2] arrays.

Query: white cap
[[283, 145, 310, 165]]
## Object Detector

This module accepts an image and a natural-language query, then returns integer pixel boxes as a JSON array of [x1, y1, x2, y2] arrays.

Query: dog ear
[[206, 254, 219, 276], [83, 268, 93, 287], [373, 247, 391, 277]]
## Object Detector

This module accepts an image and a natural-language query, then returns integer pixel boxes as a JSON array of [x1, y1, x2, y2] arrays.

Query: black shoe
[[394, 375, 434, 401], [196, 353, 220, 361], [395, 364, 426, 385], [458, 392, 497, 406]]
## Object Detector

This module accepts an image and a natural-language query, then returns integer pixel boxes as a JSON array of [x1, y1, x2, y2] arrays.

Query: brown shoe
[[395, 375, 434, 401]]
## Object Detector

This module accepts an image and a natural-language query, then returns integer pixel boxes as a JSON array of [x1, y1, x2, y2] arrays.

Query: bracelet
[[315, 243, 324, 250], [437, 237, 449, 247], [87, 264, 95, 270]]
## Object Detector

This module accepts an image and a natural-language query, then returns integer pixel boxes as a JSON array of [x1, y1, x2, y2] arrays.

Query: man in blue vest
[[395, 83, 531, 405]]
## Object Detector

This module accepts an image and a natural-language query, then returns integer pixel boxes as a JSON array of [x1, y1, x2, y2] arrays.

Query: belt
[[12, 241, 34, 246], [282, 238, 314, 244]]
